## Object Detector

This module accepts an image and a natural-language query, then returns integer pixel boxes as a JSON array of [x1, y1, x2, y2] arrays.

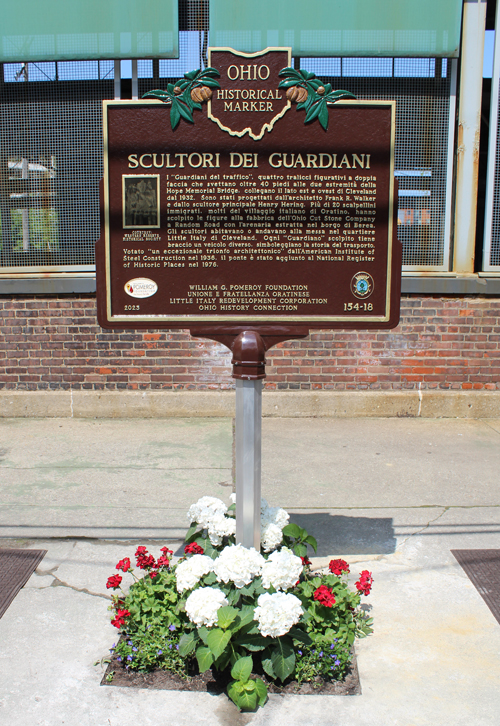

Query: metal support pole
[[114, 60, 121, 100], [453, 0, 487, 272], [131, 59, 138, 100], [235, 379, 262, 549]]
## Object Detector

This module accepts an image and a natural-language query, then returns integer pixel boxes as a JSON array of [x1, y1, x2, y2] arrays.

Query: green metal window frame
[[1, 0, 179, 62]]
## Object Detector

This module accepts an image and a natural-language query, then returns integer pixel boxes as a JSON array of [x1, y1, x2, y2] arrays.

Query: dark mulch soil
[[100, 650, 361, 696]]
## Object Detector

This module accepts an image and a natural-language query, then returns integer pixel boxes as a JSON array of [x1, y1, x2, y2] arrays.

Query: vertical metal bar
[[235, 378, 262, 550], [443, 58, 458, 271], [21, 158, 29, 251], [453, 0, 487, 272], [114, 60, 120, 100], [483, 1, 500, 270], [131, 59, 138, 100]]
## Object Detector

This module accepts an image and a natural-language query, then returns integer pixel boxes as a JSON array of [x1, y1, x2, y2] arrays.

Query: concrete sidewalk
[[1, 417, 500, 725]]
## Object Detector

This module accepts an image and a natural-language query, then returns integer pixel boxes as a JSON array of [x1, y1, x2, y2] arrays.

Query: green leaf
[[271, 638, 295, 682], [318, 103, 329, 130], [170, 100, 181, 130], [328, 89, 357, 102], [197, 626, 209, 645], [234, 605, 255, 630], [142, 89, 172, 102], [261, 654, 275, 679], [237, 688, 258, 711], [282, 523, 302, 539], [185, 524, 200, 542], [197, 77, 220, 89], [228, 681, 258, 711], [288, 626, 313, 644], [202, 571, 217, 586], [231, 655, 253, 682], [227, 680, 243, 707], [215, 649, 232, 671], [234, 632, 269, 652], [300, 69, 316, 80], [202, 66, 220, 76], [254, 677, 267, 706], [304, 535, 318, 553], [178, 631, 198, 656], [184, 68, 200, 80], [177, 99, 195, 124], [196, 645, 214, 672], [278, 66, 302, 80], [305, 98, 324, 124], [206, 628, 232, 659], [293, 543, 307, 558], [238, 581, 256, 598], [307, 78, 323, 91], [278, 78, 302, 89], [217, 606, 239, 630]]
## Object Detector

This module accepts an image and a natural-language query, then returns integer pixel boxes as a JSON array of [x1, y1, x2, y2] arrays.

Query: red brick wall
[[0, 295, 499, 391]]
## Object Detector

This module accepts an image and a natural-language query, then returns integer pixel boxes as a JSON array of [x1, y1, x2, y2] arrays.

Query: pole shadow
[[289, 513, 396, 555]]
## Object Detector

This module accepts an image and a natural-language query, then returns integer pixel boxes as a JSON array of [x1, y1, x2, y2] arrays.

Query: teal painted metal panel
[[2, 0, 178, 62], [210, 0, 463, 57]]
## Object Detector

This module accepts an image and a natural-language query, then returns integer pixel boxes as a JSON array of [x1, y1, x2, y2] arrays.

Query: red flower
[[329, 559, 350, 576], [135, 546, 156, 570], [150, 570, 159, 579], [313, 585, 336, 607], [301, 556, 311, 566], [161, 547, 173, 556], [156, 555, 170, 568], [111, 608, 130, 629], [116, 558, 131, 572], [355, 570, 373, 596], [184, 543, 204, 555], [106, 574, 122, 590]]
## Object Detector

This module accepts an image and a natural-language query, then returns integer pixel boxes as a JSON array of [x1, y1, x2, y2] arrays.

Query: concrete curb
[[0, 389, 499, 418]]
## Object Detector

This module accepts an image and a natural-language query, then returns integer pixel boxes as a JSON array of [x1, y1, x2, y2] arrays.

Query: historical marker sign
[[96, 47, 401, 332]]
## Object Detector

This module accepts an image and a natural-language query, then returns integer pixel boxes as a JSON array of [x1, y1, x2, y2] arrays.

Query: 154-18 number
[[344, 302, 373, 311]]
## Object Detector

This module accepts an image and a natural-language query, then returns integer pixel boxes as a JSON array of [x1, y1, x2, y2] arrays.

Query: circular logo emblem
[[351, 272, 374, 299], [124, 278, 158, 299]]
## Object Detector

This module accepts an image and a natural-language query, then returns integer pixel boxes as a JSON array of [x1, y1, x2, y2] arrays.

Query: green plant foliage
[[105, 502, 373, 713], [278, 67, 356, 130], [270, 637, 295, 682], [142, 67, 220, 130]]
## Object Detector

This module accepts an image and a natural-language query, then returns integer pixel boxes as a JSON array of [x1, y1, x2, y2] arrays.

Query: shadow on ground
[[289, 513, 396, 555]]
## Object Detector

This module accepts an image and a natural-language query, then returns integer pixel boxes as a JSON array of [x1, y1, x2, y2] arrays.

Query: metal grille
[[301, 57, 455, 268], [0, 63, 114, 270], [0, 0, 455, 272], [484, 73, 500, 268]]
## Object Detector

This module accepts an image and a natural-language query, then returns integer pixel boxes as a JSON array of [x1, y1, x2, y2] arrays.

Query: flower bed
[[103, 496, 373, 711]]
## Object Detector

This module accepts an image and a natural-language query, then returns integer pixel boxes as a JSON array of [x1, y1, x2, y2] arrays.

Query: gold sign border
[[102, 94, 396, 326], [207, 46, 292, 141]]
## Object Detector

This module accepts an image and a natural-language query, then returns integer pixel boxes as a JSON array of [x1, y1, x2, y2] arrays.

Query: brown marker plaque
[[96, 47, 401, 337]]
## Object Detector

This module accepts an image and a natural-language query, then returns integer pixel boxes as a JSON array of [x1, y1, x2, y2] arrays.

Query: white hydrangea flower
[[185, 587, 228, 627], [187, 496, 228, 526], [206, 512, 236, 546], [213, 544, 265, 588], [175, 554, 214, 593], [254, 592, 303, 637], [261, 498, 290, 552], [261, 547, 303, 591], [187, 496, 236, 546]]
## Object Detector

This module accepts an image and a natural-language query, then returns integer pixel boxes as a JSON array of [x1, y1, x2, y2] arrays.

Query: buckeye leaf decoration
[[278, 67, 356, 130], [143, 66, 220, 130]]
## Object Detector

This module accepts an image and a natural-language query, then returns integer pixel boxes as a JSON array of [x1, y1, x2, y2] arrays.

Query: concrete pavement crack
[[50, 575, 112, 601], [396, 506, 449, 549]]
